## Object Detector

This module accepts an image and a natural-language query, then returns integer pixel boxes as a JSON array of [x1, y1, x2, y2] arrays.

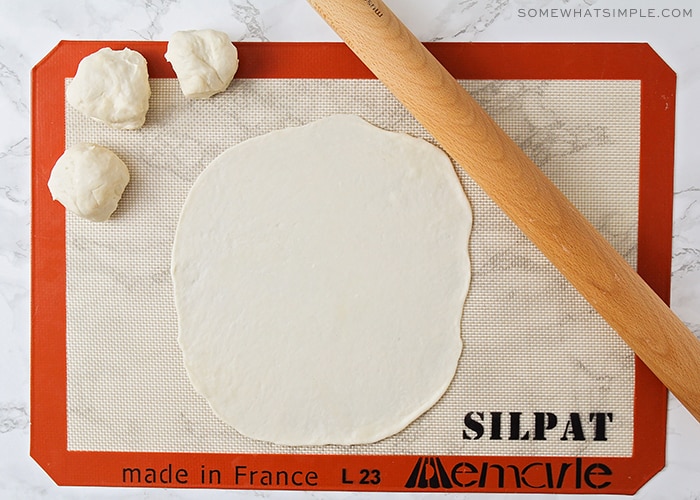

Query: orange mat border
[[31, 41, 674, 494]]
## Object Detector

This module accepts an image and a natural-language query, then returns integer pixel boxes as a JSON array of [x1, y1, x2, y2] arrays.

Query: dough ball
[[172, 115, 472, 445], [164, 29, 239, 99], [47, 143, 130, 222], [66, 47, 151, 129]]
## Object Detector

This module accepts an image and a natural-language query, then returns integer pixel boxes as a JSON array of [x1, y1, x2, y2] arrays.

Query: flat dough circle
[[172, 114, 472, 445]]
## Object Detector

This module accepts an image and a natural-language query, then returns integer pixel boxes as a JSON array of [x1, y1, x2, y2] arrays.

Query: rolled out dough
[[172, 114, 472, 445]]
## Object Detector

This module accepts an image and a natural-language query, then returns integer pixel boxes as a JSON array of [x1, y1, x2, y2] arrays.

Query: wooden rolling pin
[[307, 0, 700, 422]]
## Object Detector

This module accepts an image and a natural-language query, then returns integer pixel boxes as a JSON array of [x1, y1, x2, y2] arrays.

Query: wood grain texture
[[307, 0, 700, 423]]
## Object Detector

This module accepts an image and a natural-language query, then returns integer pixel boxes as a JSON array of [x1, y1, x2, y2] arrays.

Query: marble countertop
[[2, 0, 699, 498]]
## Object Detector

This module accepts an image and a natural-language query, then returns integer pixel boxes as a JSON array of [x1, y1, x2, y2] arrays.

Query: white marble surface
[[1, 0, 699, 498]]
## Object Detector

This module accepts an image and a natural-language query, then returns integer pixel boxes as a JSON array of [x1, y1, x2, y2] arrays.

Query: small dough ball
[[165, 29, 239, 99], [47, 143, 130, 222], [67, 47, 151, 129]]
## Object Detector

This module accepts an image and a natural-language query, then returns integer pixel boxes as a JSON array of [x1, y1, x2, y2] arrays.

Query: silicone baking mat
[[31, 42, 675, 494]]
